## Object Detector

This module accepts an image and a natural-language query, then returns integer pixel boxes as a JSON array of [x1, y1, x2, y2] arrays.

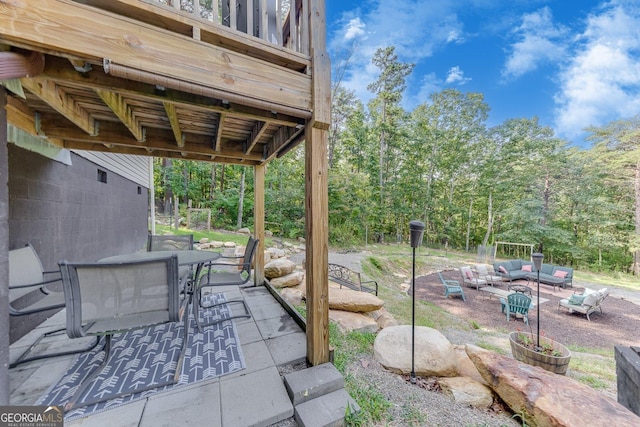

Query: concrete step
[[293, 388, 360, 427], [283, 362, 344, 405]]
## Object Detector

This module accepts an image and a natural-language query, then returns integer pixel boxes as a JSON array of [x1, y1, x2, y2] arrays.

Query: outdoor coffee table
[[508, 284, 532, 296]]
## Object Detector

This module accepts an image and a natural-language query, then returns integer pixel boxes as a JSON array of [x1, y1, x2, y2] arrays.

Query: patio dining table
[[99, 250, 221, 296]]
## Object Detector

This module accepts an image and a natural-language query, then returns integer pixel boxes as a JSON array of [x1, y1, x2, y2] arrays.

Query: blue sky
[[325, 0, 640, 148]]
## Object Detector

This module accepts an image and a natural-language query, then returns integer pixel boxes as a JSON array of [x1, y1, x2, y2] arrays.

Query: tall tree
[[367, 46, 414, 240], [586, 116, 640, 274]]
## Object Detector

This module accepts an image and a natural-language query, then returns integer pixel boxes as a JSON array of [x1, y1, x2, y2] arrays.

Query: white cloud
[[502, 7, 567, 79], [328, 0, 465, 106], [344, 17, 366, 41], [447, 30, 464, 44], [555, 2, 640, 139], [445, 66, 472, 85]]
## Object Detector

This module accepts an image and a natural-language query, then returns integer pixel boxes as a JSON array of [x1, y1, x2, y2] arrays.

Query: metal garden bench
[[328, 263, 378, 296]]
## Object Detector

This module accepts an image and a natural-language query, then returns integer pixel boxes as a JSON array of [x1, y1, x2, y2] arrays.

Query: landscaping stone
[[329, 309, 379, 333], [465, 344, 640, 427], [265, 259, 297, 278], [368, 308, 398, 329], [453, 345, 487, 386], [438, 377, 493, 408], [267, 247, 287, 259], [280, 287, 305, 306], [328, 287, 384, 313], [374, 325, 457, 377], [271, 272, 304, 288], [238, 227, 251, 235]]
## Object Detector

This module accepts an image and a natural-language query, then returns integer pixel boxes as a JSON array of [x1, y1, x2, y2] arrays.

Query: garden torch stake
[[409, 220, 425, 384], [532, 252, 544, 349]]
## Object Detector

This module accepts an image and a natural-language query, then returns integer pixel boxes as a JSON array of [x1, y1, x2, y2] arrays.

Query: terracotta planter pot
[[509, 331, 571, 375]]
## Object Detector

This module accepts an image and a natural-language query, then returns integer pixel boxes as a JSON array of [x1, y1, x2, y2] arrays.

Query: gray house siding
[[8, 144, 149, 341]]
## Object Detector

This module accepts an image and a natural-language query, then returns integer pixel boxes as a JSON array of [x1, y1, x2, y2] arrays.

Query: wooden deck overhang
[[0, 0, 331, 379], [0, 0, 318, 165]]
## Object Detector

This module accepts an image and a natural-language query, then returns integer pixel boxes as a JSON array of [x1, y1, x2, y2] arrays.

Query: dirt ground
[[411, 269, 640, 351]]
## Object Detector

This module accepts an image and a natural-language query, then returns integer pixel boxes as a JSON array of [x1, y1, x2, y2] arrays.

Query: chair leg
[[10, 328, 100, 369], [195, 288, 251, 333], [65, 335, 111, 412]]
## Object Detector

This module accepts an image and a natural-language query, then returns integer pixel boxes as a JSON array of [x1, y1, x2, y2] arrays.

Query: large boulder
[[329, 310, 379, 333], [374, 325, 457, 377], [270, 272, 304, 288], [264, 259, 297, 279], [368, 308, 398, 329], [328, 287, 384, 313], [267, 247, 287, 259], [280, 287, 305, 306], [452, 345, 487, 386], [465, 344, 640, 427], [438, 377, 493, 408]]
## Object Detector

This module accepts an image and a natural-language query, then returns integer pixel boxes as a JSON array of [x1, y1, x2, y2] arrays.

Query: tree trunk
[[220, 164, 226, 192], [539, 173, 551, 253], [481, 192, 493, 247], [236, 168, 245, 229], [465, 198, 473, 252], [163, 158, 172, 214], [210, 165, 216, 202]]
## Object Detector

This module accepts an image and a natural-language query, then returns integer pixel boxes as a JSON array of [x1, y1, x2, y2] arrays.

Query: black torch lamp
[[532, 252, 544, 349], [409, 220, 425, 384]]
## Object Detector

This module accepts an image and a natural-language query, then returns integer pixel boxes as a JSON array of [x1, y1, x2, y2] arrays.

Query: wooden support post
[[305, 125, 329, 365], [254, 164, 265, 286], [305, 0, 331, 366]]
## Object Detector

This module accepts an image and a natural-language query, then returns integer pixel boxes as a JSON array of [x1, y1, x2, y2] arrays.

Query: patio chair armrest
[[9, 275, 62, 291]]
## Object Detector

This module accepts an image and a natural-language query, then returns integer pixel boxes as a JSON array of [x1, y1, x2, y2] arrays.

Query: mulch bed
[[411, 270, 640, 350]]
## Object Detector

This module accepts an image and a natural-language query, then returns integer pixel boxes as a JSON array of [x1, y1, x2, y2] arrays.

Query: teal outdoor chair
[[501, 293, 532, 324], [437, 272, 465, 301]]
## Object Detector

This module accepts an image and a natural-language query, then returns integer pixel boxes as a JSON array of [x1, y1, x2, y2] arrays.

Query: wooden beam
[[246, 121, 267, 155], [59, 139, 261, 165], [5, 96, 37, 135], [40, 56, 307, 127], [163, 101, 184, 147], [20, 77, 98, 136], [37, 114, 265, 161], [0, 0, 312, 112], [214, 113, 226, 151], [263, 126, 303, 161], [254, 164, 265, 286], [96, 89, 145, 142], [77, 0, 310, 72]]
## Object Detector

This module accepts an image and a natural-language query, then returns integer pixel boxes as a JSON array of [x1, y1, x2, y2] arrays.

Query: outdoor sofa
[[493, 259, 573, 290], [558, 287, 609, 321]]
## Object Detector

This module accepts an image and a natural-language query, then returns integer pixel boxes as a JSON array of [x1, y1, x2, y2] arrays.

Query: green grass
[[476, 341, 509, 355], [328, 324, 392, 425]]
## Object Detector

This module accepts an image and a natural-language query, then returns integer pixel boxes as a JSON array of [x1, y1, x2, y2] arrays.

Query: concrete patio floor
[[9, 284, 308, 426]]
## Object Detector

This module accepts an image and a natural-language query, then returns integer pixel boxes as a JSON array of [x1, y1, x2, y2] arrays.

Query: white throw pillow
[[583, 292, 600, 307]]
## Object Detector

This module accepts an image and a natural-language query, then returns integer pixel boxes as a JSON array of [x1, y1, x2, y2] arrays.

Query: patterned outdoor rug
[[37, 293, 246, 421]]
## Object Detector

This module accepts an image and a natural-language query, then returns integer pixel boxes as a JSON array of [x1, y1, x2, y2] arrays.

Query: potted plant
[[508, 252, 571, 375], [509, 330, 571, 375]]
